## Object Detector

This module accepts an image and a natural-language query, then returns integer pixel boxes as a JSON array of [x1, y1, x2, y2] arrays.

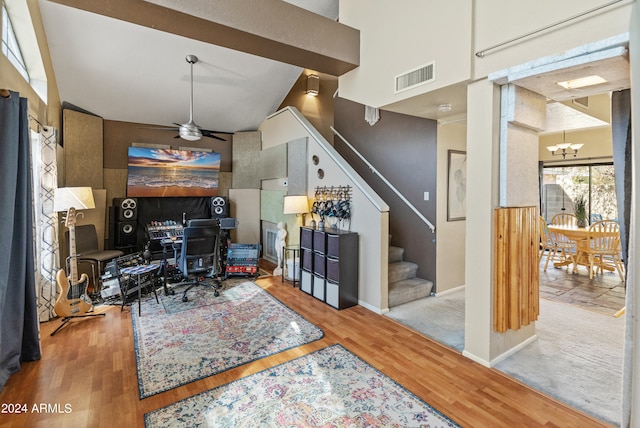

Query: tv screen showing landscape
[[127, 147, 221, 197]]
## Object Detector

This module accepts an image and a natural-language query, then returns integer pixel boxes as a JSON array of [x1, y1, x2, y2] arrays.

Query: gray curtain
[[613, 89, 634, 427], [612, 89, 631, 263], [0, 90, 41, 391]]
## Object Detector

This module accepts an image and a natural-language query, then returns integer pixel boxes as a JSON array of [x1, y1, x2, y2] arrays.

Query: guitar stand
[[50, 312, 106, 336]]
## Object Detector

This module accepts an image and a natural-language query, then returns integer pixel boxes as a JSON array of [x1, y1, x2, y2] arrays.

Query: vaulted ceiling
[[39, 0, 346, 135]]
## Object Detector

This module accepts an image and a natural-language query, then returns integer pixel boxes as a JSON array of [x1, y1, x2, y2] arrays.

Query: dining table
[[546, 224, 617, 274]]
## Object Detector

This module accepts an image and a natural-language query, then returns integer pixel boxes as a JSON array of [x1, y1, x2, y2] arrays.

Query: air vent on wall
[[395, 62, 435, 93]]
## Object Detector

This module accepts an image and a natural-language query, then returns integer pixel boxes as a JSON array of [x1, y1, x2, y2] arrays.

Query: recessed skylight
[[557, 75, 607, 90]]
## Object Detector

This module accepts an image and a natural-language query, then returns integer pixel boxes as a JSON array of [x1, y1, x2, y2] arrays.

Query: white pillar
[[464, 78, 538, 366]]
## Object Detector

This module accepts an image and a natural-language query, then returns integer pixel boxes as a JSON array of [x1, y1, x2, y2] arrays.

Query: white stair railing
[[331, 126, 436, 233]]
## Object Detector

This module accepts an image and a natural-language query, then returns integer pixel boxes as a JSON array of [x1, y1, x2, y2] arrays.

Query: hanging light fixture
[[546, 131, 583, 159]]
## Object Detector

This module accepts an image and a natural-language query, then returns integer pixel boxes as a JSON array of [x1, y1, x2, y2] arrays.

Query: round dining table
[[546, 224, 617, 274]]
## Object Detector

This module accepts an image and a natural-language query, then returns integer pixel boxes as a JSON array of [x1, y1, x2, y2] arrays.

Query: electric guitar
[[54, 207, 93, 318]]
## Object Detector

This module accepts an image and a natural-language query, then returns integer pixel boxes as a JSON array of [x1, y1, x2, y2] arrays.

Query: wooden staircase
[[388, 245, 433, 307]]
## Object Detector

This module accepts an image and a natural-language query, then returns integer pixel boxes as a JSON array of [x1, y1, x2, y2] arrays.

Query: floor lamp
[[51, 187, 105, 336]]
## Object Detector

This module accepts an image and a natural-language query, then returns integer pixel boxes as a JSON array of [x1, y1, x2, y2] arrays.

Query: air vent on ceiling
[[572, 97, 589, 109], [395, 62, 435, 93]]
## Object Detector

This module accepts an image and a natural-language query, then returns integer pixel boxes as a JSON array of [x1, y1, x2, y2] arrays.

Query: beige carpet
[[386, 289, 624, 426]]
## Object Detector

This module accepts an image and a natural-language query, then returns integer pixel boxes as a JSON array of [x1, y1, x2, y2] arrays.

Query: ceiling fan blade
[[137, 126, 179, 131], [201, 129, 234, 135], [201, 130, 229, 141]]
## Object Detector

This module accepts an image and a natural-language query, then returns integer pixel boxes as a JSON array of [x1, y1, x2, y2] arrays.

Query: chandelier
[[546, 131, 583, 159]]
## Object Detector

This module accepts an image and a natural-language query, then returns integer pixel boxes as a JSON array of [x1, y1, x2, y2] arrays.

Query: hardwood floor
[[0, 275, 612, 428]]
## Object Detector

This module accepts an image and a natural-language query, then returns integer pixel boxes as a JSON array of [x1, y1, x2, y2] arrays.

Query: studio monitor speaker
[[114, 221, 137, 248], [114, 197, 138, 221], [210, 196, 229, 218]]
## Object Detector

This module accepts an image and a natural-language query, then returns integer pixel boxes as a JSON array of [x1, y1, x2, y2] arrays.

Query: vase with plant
[[574, 195, 588, 228]]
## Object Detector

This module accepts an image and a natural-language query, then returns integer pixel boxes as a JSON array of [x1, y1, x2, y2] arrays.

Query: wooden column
[[494, 206, 539, 332]]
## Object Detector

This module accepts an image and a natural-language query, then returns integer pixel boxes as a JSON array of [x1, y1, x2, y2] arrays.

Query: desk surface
[[121, 263, 160, 275]]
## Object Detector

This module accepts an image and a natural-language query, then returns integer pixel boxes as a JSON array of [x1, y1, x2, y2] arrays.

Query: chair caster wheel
[[214, 291, 220, 297], [182, 296, 188, 302]]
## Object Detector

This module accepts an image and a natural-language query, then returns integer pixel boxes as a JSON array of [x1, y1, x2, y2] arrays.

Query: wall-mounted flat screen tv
[[127, 147, 221, 197]]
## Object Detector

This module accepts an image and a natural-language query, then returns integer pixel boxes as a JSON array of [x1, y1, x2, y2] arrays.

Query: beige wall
[[539, 127, 613, 163], [436, 122, 466, 293], [338, 0, 472, 108], [338, 1, 631, 109], [0, 0, 61, 131], [473, 0, 632, 78], [278, 69, 337, 143], [259, 108, 390, 312]]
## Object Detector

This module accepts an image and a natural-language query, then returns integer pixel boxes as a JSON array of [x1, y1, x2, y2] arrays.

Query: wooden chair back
[[587, 220, 620, 254], [551, 213, 578, 227]]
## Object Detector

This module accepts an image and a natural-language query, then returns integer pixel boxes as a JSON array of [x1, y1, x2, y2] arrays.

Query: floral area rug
[[144, 344, 460, 427], [132, 281, 324, 398]]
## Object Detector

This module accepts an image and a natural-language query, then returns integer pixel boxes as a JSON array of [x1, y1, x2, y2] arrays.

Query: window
[[2, 4, 29, 82], [541, 164, 617, 223], [1, 2, 47, 102]]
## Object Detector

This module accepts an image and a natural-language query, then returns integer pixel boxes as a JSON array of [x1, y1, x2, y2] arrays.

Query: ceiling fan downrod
[[180, 54, 202, 141]]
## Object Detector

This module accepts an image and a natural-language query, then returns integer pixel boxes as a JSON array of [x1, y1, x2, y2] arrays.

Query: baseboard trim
[[434, 284, 465, 297], [462, 334, 538, 368], [489, 334, 538, 366], [358, 299, 387, 315]]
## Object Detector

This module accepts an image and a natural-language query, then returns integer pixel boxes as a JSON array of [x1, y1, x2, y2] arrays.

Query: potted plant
[[574, 195, 588, 228]]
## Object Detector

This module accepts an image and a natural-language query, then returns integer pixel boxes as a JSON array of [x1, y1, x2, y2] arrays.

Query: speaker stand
[[50, 312, 106, 336]]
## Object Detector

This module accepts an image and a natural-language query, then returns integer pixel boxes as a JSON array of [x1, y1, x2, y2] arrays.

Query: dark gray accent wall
[[334, 97, 437, 282]]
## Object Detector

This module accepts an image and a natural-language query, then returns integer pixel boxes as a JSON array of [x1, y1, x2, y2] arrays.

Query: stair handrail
[[331, 126, 436, 234], [266, 107, 389, 213]]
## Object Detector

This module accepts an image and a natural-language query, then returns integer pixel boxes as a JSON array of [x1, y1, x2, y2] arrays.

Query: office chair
[[177, 219, 222, 302], [67, 224, 124, 296]]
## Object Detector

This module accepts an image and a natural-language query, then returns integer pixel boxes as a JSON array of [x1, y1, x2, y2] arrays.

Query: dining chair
[[549, 213, 578, 267], [539, 216, 557, 271], [551, 212, 578, 227], [580, 220, 625, 280]]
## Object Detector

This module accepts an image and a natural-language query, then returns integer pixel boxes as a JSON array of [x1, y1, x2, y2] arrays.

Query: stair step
[[388, 277, 434, 307], [389, 246, 404, 263], [388, 261, 418, 283]]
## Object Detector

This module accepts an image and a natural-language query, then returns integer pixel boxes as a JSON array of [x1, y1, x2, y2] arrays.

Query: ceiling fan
[[145, 55, 233, 142]]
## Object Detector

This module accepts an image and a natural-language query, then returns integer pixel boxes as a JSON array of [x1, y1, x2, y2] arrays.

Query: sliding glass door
[[541, 163, 617, 223]]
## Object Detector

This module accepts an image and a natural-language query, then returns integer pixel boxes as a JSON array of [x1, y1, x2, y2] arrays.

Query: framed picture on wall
[[447, 150, 467, 221]]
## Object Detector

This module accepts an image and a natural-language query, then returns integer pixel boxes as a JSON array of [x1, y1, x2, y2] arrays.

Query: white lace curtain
[[30, 128, 59, 322]]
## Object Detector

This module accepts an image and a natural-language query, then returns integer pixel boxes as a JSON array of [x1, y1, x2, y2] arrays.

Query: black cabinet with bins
[[300, 227, 358, 309]]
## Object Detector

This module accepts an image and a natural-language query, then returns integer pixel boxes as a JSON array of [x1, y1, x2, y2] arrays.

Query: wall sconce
[[283, 195, 309, 225], [306, 74, 319, 96], [546, 131, 583, 159]]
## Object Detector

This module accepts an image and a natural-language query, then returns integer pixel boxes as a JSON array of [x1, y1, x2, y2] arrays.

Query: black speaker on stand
[[113, 198, 138, 249], [210, 196, 229, 218]]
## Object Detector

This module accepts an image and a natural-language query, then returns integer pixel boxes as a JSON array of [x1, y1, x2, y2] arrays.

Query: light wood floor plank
[[0, 276, 611, 428]]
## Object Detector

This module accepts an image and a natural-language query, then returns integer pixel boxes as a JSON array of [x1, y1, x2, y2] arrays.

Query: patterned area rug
[[132, 281, 324, 398], [145, 344, 460, 427]]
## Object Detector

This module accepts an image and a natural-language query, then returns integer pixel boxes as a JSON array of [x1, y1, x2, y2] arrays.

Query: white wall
[[473, 0, 633, 79], [259, 108, 391, 312], [436, 122, 466, 293], [338, 0, 472, 108], [338, 1, 632, 107]]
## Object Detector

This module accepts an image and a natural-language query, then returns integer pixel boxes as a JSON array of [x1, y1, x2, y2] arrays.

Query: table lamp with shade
[[283, 195, 309, 226]]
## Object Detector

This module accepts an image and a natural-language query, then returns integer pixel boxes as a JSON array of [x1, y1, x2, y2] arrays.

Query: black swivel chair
[[177, 219, 222, 302]]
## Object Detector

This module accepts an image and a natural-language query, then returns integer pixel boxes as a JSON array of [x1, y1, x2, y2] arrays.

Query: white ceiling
[[38, 0, 338, 134]]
